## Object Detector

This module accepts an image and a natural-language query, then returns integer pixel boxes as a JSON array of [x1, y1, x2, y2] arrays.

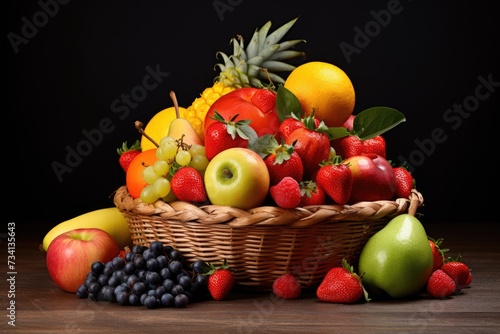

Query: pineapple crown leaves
[[210, 110, 255, 141], [342, 258, 371, 303], [215, 17, 305, 88], [299, 180, 318, 198], [117, 139, 141, 155]]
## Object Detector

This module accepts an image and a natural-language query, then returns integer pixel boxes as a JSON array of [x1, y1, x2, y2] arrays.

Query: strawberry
[[316, 258, 369, 304], [428, 236, 448, 272], [278, 115, 320, 141], [270, 176, 302, 209], [299, 180, 326, 206], [441, 255, 471, 291], [316, 157, 353, 205], [206, 259, 234, 301], [284, 116, 330, 178], [170, 166, 208, 203], [278, 116, 304, 141], [264, 142, 304, 185], [427, 269, 456, 298], [204, 111, 254, 161], [393, 164, 414, 199], [250, 88, 277, 113], [117, 140, 141, 172], [464, 271, 473, 287], [272, 273, 301, 299], [331, 135, 386, 159]]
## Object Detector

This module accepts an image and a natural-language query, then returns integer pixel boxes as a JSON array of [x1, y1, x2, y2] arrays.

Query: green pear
[[167, 91, 203, 146], [358, 214, 433, 299]]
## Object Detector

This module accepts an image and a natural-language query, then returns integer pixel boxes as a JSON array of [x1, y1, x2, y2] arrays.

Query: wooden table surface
[[3, 222, 499, 333]]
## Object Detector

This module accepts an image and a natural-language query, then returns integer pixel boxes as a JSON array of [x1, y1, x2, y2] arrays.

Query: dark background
[[7, 1, 498, 234]]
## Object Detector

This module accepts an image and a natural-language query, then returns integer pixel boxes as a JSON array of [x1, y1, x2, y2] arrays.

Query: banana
[[41, 207, 133, 251]]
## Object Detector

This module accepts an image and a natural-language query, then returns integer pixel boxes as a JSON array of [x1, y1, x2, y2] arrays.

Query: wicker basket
[[113, 185, 424, 290]]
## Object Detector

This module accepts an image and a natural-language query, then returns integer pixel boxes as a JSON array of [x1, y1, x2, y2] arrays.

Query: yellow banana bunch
[[41, 207, 133, 251]]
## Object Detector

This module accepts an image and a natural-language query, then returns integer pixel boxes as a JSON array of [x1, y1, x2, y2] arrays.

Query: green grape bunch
[[140, 135, 209, 204]]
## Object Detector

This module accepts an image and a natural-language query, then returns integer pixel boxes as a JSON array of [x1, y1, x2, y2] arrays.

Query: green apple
[[358, 214, 433, 299], [204, 147, 270, 210]]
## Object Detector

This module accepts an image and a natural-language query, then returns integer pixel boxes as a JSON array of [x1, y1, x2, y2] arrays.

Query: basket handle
[[407, 189, 423, 217]]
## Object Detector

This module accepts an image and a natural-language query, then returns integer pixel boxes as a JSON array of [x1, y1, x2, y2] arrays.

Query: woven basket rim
[[113, 185, 424, 228]]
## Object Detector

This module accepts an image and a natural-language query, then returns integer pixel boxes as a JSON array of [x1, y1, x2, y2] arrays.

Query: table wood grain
[[3, 222, 499, 333]]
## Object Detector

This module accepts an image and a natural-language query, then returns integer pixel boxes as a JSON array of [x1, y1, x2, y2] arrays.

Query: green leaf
[[249, 134, 278, 158], [324, 126, 351, 140], [276, 85, 303, 122], [353, 106, 406, 140], [238, 124, 258, 144]]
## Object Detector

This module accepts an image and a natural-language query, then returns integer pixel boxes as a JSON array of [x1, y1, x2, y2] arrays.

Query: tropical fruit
[[185, 17, 305, 138], [284, 61, 355, 127]]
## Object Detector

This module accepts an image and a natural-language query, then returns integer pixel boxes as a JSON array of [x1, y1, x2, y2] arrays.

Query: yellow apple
[[204, 148, 270, 210]]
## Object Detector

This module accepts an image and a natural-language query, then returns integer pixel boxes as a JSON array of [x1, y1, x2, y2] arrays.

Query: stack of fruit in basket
[[123, 18, 411, 211], [41, 17, 472, 307]]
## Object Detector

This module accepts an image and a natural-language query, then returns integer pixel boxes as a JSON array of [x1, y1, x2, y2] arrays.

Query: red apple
[[343, 154, 396, 203], [203, 87, 280, 140], [46, 228, 120, 293]]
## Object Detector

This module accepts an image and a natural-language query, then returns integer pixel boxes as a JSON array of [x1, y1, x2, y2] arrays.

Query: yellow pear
[[140, 106, 185, 151], [167, 91, 203, 146]]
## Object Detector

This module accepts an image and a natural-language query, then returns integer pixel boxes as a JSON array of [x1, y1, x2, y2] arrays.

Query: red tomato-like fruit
[[203, 88, 280, 140]]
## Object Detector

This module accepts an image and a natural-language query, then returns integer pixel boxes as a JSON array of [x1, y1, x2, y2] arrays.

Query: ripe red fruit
[[278, 117, 305, 141], [204, 111, 253, 161], [427, 269, 456, 298], [285, 127, 330, 178], [344, 153, 396, 203], [464, 272, 473, 286], [117, 140, 141, 172], [206, 260, 235, 301], [278, 116, 321, 141], [299, 180, 326, 206], [316, 160, 353, 205], [393, 166, 414, 199], [170, 166, 208, 203], [428, 237, 448, 272], [272, 273, 302, 299], [331, 135, 386, 159], [316, 259, 369, 304], [441, 257, 471, 291], [264, 143, 304, 185], [204, 87, 280, 139], [270, 176, 302, 209]]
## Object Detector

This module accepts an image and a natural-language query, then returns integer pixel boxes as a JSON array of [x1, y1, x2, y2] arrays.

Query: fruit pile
[[41, 17, 473, 306], [121, 17, 410, 211]]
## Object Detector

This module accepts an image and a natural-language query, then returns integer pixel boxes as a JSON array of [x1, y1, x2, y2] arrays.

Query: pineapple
[[186, 17, 305, 138]]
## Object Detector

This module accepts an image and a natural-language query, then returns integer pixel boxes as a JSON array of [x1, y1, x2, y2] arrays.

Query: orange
[[284, 61, 355, 127], [125, 149, 158, 199]]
